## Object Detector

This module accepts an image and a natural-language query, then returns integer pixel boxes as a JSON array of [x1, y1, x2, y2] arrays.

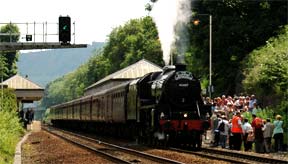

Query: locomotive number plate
[[175, 71, 193, 80], [179, 83, 189, 87]]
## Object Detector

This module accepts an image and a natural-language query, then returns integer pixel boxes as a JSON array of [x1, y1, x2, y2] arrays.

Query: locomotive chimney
[[175, 63, 186, 71]]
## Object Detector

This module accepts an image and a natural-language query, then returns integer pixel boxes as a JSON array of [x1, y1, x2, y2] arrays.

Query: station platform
[[13, 121, 41, 164]]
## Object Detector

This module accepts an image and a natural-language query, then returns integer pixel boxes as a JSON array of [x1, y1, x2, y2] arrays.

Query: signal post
[[0, 16, 87, 51]]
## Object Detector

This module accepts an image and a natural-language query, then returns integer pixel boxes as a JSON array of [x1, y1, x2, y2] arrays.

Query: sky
[[0, 0, 149, 44]]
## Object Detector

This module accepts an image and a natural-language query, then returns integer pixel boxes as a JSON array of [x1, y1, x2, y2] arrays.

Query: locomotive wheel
[[195, 134, 202, 150], [190, 131, 201, 150], [137, 128, 148, 145]]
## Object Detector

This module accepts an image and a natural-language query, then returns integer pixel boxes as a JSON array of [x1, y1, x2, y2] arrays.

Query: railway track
[[42, 126, 184, 164], [170, 147, 288, 164], [42, 125, 287, 164]]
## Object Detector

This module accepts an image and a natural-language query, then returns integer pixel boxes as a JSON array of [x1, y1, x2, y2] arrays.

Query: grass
[[0, 111, 24, 164], [0, 89, 24, 164]]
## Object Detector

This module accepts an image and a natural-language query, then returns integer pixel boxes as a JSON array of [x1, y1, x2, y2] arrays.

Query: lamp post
[[0, 68, 3, 112], [209, 15, 212, 98], [0, 56, 6, 111], [0, 62, 3, 111], [193, 14, 212, 97]]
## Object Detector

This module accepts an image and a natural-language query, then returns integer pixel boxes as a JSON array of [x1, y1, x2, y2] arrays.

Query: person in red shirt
[[251, 114, 264, 153], [231, 112, 243, 150]]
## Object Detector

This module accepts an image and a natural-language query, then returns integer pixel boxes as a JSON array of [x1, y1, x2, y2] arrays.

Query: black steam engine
[[50, 64, 211, 148]]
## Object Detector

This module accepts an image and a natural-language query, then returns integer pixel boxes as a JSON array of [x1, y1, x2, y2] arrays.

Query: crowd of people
[[204, 94, 285, 153]]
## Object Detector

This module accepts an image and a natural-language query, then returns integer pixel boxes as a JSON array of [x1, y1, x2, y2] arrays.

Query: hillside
[[17, 42, 104, 87]]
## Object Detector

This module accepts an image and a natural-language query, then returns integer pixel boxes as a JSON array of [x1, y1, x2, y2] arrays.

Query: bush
[[0, 89, 24, 163]]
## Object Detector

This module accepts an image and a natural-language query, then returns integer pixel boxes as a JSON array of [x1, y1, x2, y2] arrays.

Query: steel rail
[[201, 147, 288, 164], [170, 147, 287, 164], [43, 126, 185, 164], [42, 126, 131, 164]]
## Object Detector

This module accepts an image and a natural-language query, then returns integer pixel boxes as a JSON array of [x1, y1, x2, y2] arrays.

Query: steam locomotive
[[50, 64, 211, 148]]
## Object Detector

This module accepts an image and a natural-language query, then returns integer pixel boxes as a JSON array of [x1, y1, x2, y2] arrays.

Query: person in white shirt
[[243, 118, 253, 151], [218, 115, 229, 148]]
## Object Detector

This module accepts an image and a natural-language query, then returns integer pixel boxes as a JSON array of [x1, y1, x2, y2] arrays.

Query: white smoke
[[151, 0, 191, 65]]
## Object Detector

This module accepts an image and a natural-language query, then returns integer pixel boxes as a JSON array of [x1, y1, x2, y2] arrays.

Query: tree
[[0, 24, 20, 80], [85, 52, 110, 86], [103, 16, 164, 73], [0, 56, 8, 109], [243, 25, 288, 107], [0, 24, 20, 42], [188, 0, 287, 95], [0, 56, 8, 81]]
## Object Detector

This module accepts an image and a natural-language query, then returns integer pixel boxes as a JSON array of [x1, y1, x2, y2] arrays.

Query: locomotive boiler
[[50, 63, 211, 149]]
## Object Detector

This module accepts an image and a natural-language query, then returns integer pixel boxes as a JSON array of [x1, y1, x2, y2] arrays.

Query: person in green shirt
[[273, 115, 284, 152]]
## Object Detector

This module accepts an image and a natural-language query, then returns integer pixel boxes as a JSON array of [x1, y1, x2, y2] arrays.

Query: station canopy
[[1, 74, 44, 103], [84, 59, 163, 95]]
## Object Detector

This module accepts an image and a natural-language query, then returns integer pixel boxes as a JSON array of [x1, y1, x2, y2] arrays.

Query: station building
[[1, 74, 44, 108]]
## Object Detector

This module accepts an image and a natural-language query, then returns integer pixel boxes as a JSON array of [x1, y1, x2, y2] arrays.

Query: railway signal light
[[26, 35, 32, 41], [59, 16, 71, 44]]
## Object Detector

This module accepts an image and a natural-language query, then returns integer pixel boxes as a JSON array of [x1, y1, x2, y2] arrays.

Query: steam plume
[[151, 0, 191, 65]]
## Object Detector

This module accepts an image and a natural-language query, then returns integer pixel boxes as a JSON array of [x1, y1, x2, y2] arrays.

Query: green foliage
[[0, 56, 8, 79], [42, 108, 51, 124], [243, 25, 288, 106], [1, 51, 19, 79], [0, 24, 20, 42], [0, 89, 24, 164], [1, 89, 18, 112], [0, 24, 20, 80], [189, 0, 287, 95], [242, 108, 274, 123], [277, 100, 288, 134], [0, 111, 23, 164], [103, 16, 164, 73], [85, 53, 110, 85]]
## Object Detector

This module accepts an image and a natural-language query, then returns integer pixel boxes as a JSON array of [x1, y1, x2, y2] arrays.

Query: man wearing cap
[[231, 112, 243, 150]]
